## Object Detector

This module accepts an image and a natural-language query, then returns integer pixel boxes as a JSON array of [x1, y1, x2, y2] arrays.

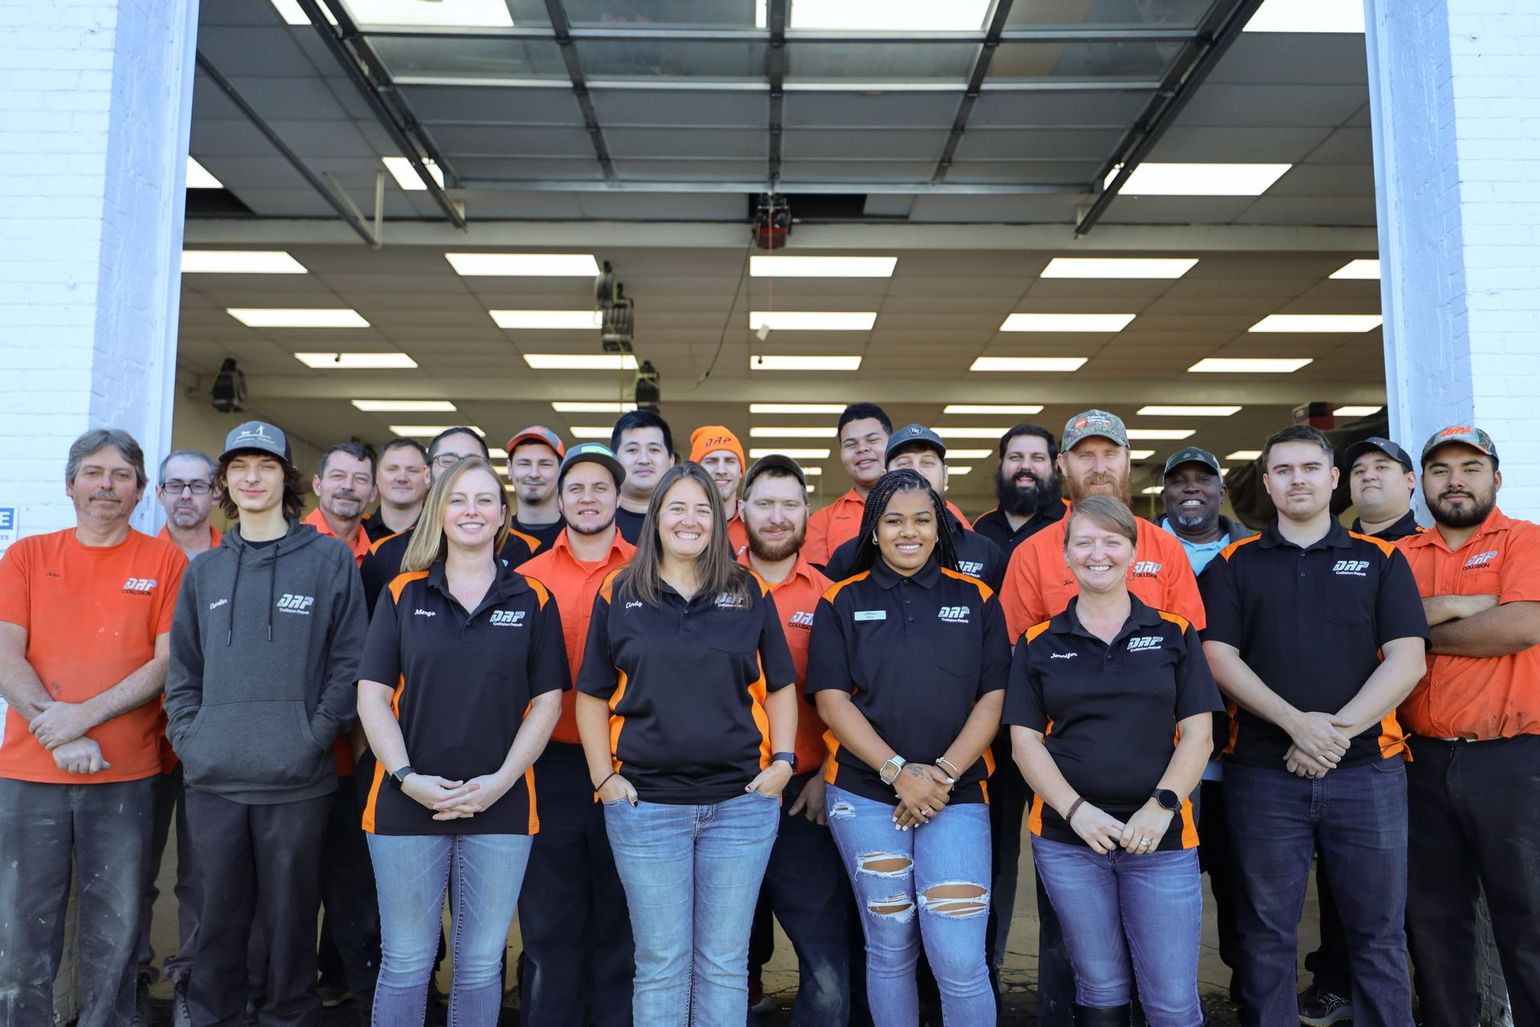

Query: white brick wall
[[0, 0, 196, 548]]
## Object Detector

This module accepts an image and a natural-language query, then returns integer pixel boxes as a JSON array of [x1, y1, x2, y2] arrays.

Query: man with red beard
[[997, 409, 1204, 1027], [973, 424, 1067, 556]]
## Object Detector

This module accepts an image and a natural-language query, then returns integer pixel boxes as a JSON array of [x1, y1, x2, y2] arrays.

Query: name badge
[[854, 610, 887, 622]]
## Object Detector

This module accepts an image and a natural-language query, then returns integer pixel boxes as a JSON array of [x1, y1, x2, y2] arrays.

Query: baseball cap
[[688, 425, 746, 469], [885, 423, 946, 463], [1342, 436, 1414, 473], [1420, 425, 1497, 465], [743, 453, 807, 490], [507, 425, 566, 460], [221, 421, 290, 464], [1062, 409, 1128, 450], [557, 441, 625, 487], [1163, 446, 1222, 478]]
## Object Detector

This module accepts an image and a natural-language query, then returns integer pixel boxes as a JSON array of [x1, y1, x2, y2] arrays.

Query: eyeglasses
[[432, 453, 472, 469], [162, 480, 213, 496]]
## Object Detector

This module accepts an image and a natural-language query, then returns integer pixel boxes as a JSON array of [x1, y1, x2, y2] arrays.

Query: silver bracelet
[[935, 756, 961, 782]]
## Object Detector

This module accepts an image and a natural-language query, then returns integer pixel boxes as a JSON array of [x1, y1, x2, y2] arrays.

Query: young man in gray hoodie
[[165, 421, 367, 1026]]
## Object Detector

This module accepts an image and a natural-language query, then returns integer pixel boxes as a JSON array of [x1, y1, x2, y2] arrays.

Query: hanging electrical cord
[[681, 244, 754, 392]]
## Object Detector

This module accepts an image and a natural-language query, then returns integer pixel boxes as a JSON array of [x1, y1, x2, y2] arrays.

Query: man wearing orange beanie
[[689, 425, 750, 556]]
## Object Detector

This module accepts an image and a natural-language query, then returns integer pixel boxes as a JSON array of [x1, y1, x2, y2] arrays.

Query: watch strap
[[771, 751, 798, 771]]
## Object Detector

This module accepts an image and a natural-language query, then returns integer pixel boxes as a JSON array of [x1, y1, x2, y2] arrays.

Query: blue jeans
[[1226, 759, 1413, 1027], [367, 832, 533, 1027], [603, 790, 780, 1026], [824, 784, 995, 1027], [1031, 837, 1203, 1024]]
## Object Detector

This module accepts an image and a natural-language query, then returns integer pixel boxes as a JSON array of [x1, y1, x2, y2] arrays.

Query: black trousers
[[184, 788, 330, 1027], [517, 742, 634, 1027], [317, 773, 381, 1005], [1196, 779, 1242, 980], [1406, 734, 1540, 1027], [138, 765, 200, 985], [987, 729, 1030, 994]]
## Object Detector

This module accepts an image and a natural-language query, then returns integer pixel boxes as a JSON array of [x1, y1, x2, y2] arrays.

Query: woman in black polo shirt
[[806, 468, 1009, 1026], [575, 461, 799, 1026], [1005, 495, 1220, 1027], [357, 457, 567, 1025]]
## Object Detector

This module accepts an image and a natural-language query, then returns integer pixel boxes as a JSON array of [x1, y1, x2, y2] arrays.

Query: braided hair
[[847, 468, 960, 576]]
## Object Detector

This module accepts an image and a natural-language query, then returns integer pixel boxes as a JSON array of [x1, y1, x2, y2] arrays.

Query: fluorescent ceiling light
[[749, 427, 837, 438], [486, 449, 507, 460], [338, 0, 513, 28], [749, 403, 847, 414], [1126, 428, 1195, 441], [295, 352, 416, 369], [1109, 162, 1291, 196], [269, 0, 338, 24], [970, 357, 1087, 372], [1141, 485, 1165, 496], [1130, 450, 1156, 461], [748, 448, 831, 460], [382, 156, 444, 192], [947, 449, 991, 460], [752, 355, 862, 371], [935, 427, 1012, 439], [1001, 313, 1135, 333], [1334, 405, 1384, 418], [949, 466, 973, 476], [492, 310, 602, 330], [1040, 258, 1197, 280], [351, 400, 456, 412], [1245, 0, 1364, 33], [756, 0, 991, 31], [1330, 259, 1381, 280], [182, 250, 307, 274], [1189, 358, 1313, 373], [552, 401, 636, 413], [1226, 450, 1263, 461], [803, 467, 823, 476], [446, 253, 599, 277], [569, 427, 614, 440], [229, 308, 368, 328], [1137, 405, 1242, 417], [389, 425, 485, 437], [186, 157, 223, 189], [943, 404, 1044, 415], [750, 256, 896, 278], [524, 354, 637, 371], [1249, 314, 1382, 333], [749, 311, 877, 332]]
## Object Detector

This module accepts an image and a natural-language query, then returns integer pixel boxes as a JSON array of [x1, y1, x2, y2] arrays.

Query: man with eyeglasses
[[156, 450, 222, 559]]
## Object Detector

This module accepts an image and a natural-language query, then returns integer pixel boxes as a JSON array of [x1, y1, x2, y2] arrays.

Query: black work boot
[[1073, 1003, 1133, 1026]]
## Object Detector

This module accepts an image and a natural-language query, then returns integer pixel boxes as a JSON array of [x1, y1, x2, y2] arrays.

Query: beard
[[1171, 507, 1217, 533], [568, 510, 617, 536], [1428, 487, 1496, 529], [747, 521, 805, 562], [1067, 469, 1131, 506], [169, 505, 205, 528], [996, 468, 1060, 519]]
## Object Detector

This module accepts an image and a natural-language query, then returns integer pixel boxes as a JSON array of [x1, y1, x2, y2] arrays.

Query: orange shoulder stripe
[[941, 565, 994, 602], [387, 570, 429, 603], [1156, 610, 1191, 633], [821, 570, 871, 603], [525, 575, 552, 609], [598, 566, 625, 603], [1022, 619, 1052, 644], [1347, 530, 1398, 558], [1218, 534, 1262, 561], [368, 531, 403, 556]]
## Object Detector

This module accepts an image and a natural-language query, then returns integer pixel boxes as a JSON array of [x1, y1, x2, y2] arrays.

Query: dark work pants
[[1405, 734, 1540, 1027], [1196, 779, 1242, 979], [1306, 860, 1352, 995], [184, 788, 330, 1027], [517, 742, 634, 1027], [138, 765, 200, 985], [987, 729, 1029, 994], [0, 776, 154, 1027], [317, 774, 380, 1006]]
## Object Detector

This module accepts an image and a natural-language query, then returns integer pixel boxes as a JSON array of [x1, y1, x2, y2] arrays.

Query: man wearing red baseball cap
[[508, 425, 567, 551]]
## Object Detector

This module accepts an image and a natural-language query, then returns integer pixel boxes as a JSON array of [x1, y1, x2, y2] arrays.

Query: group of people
[[0, 398, 1534, 1027]]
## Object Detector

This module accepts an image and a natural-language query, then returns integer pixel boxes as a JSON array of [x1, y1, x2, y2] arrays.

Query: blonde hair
[[1063, 494, 1138, 549], [402, 457, 509, 572]]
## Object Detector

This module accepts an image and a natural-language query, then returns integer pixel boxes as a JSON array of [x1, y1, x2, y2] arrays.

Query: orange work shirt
[[0, 529, 186, 784], [726, 511, 749, 559], [738, 551, 833, 774], [519, 529, 636, 745], [156, 522, 222, 552], [154, 523, 222, 771], [804, 487, 970, 568], [999, 512, 1206, 642], [1397, 507, 1540, 740], [301, 507, 368, 773]]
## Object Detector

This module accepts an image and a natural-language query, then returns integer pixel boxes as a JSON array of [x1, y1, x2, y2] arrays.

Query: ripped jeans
[[825, 784, 995, 1026]]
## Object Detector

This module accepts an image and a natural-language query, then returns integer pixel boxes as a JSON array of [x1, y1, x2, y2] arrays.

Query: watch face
[[1155, 788, 1181, 811]]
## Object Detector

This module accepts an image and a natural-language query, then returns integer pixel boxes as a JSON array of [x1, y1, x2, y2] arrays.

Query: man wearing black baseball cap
[[1156, 446, 1255, 575], [1342, 437, 1422, 542]]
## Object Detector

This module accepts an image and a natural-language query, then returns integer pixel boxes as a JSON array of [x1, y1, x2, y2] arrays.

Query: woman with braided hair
[[805, 469, 1009, 1025]]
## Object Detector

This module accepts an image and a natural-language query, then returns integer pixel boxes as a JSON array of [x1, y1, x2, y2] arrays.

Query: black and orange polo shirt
[[1005, 596, 1221, 852], [805, 555, 1010, 806], [1198, 519, 1429, 768], [361, 524, 539, 615], [576, 567, 798, 805], [823, 513, 1007, 592], [359, 561, 568, 836]]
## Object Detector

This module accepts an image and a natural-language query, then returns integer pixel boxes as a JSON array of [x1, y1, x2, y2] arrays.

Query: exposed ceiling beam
[[766, 0, 788, 189], [932, 0, 1017, 185], [360, 26, 1196, 44], [544, 0, 618, 183]]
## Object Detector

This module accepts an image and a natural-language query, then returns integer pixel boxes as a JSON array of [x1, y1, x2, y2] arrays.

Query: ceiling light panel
[[749, 311, 877, 331], [1330, 259, 1381, 280], [1039, 258, 1197, 280], [228, 308, 368, 328], [1189, 358, 1313, 373], [569, 427, 614, 440], [935, 427, 1013, 439], [493, 310, 603, 330], [970, 357, 1088, 372], [943, 404, 1044, 415], [751, 355, 862, 371], [352, 400, 456, 412], [339, 0, 513, 28], [1249, 314, 1382, 333], [1137, 405, 1242, 417], [295, 352, 416, 369], [1333, 405, 1384, 417], [446, 253, 599, 277], [1110, 163, 1291, 196], [182, 250, 307, 274], [1000, 313, 1135, 333], [749, 403, 848, 414], [1129, 450, 1156, 461], [487, 448, 507, 460], [803, 467, 823, 476], [759, 0, 992, 31], [948, 467, 973, 476], [1141, 485, 1165, 495], [749, 427, 838, 438], [1226, 450, 1263, 461], [1126, 429, 1196, 440], [552, 401, 637, 413], [749, 256, 897, 278], [524, 354, 637, 370], [382, 156, 444, 191], [186, 157, 222, 189], [389, 425, 485, 437], [269, 0, 336, 24], [1244, 0, 1365, 33], [947, 449, 991, 460], [748, 448, 832, 459]]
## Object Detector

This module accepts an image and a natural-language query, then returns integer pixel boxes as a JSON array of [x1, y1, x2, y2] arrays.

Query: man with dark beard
[[974, 424, 1067, 555], [516, 443, 637, 1026], [998, 410, 1205, 1027], [736, 455, 855, 1024], [1396, 426, 1540, 1026]]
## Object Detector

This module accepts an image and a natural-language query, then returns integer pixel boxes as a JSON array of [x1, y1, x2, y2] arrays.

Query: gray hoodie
[[164, 520, 367, 804]]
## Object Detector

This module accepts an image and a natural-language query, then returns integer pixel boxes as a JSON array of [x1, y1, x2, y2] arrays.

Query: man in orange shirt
[[0, 428, 187, 1025], [303, 441, 376, 567], [1396, 426, 1540, 1025], [805, 403, 892, 568], [690, 424, 750, 557], [517, 442, 637, 1026]]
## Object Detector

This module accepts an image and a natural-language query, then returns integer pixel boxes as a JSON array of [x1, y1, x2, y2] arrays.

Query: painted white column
[[0, 0, 198, 548]]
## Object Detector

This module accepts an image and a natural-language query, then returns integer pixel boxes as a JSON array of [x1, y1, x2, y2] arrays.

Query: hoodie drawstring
[[227, 547, 244, 647], [266, 537, 282, 642]]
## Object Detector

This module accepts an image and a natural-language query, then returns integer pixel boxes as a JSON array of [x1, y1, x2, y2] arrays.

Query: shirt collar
[[1052, 594, 1161, 644], [425, 558, 528, 606], [551, 524, 633, 565], [1403, 505, 1512, 553], [736, 549, 819, 590], [1258, 517, 1352, 551], [869, 554, 942, 591]]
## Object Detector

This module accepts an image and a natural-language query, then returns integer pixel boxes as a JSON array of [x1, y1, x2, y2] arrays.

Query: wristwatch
[[390, 765, 416, 789], [1152, 787, 1181, 812], [879, 754, 907, 786], [771, 751, 798, 771]]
